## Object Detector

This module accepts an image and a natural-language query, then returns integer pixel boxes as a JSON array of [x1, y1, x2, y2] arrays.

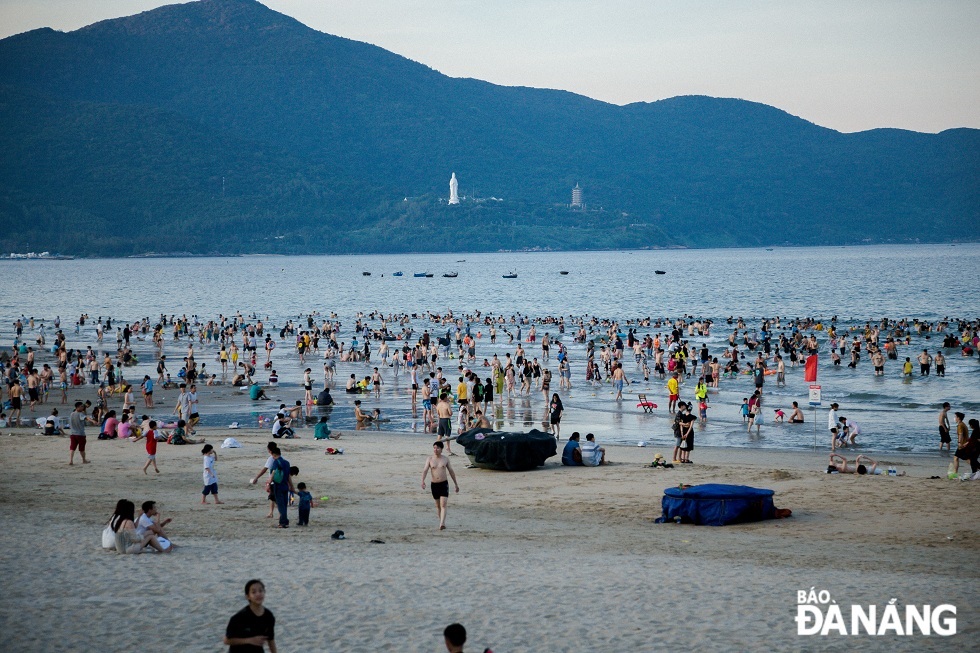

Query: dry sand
[[0, 421, 976, 652]]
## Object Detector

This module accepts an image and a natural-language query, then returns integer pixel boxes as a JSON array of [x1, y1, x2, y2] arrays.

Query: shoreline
[[5, 241, 979, 261]]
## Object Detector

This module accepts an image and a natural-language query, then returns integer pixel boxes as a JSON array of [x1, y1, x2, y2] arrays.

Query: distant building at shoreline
[[571, 183, 583, 208]]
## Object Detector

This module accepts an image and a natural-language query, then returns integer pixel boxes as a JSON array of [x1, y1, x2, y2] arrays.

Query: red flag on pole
[[804, 354, 818, 383]]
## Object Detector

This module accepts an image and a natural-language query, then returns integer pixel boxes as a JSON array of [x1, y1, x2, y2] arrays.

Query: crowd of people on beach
[[3, 311, 979, 459], [3, 309, 978, 650]]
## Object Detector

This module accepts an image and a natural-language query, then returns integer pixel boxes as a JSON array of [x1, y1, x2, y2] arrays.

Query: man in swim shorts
[[435, 394, 454, 454], [938, 402, 951, 452], [421, 441, 459, 530]]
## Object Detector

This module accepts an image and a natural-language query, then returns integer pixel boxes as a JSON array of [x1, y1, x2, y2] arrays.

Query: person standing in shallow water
[[549, 393, 563, 440]]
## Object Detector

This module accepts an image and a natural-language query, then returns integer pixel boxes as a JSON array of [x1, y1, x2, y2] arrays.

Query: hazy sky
[[1, 0, 977, 133]]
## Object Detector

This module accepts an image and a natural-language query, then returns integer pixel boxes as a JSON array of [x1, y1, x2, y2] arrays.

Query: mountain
[[0, 0, 977, 256]]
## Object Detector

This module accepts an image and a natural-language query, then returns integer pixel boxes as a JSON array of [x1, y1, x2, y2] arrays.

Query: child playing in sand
[[201, 444, 224, 504], [295, 482, 314, 526]]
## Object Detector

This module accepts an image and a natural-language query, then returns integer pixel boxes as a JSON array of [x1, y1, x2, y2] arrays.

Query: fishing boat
[[502, 272, 518, 279], [559, 271, 569, 275], [414, 272, 434, 278], [392, 271, 403, 277], [443, 272, 458, 278], [655, 270, 666, 275], [362, 271, 371, 276]]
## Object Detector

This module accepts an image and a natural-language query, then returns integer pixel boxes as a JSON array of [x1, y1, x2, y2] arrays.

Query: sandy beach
[[0, 418, 975, 652]]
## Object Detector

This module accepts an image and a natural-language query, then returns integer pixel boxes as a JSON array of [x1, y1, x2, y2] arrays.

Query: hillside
[[0, 0, 977, 256]]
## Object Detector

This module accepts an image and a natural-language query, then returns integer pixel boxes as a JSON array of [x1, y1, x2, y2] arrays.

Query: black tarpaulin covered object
[[456, 428, 558, 471]]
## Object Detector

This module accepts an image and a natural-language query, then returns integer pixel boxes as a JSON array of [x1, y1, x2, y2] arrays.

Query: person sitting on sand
[[473, 410, 492, 429], [580, 433, 606, 466], [169, 419, 203, 445], [313, 416, 336, 440], [561, 432, 583, 466], [271, 413, 295, 439], [110, 500, 170, 554], [135, 500, 174, 550], [315, 387, 334, 407], [43, 408, 64, 435], [249, 383, 268, 401]]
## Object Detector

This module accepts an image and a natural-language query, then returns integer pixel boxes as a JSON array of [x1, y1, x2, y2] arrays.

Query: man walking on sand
[[69, 401, 94, 465], [422, 441, 459, 530]]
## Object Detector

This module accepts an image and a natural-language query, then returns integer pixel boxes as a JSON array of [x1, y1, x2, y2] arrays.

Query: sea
[[2, 244, 978, 454]]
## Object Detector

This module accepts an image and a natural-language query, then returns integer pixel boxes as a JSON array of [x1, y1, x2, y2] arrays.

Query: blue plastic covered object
[[655, 484, 776, 526]]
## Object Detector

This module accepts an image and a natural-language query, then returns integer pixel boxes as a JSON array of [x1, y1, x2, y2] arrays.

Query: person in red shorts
[[68, 401, 95, 465]]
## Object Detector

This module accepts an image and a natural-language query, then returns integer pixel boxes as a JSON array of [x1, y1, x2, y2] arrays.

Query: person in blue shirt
[[141, 375, 154, 408], [295, 482, 314, 526], [561, 432, 583, 466], [269, 448, 295, 528]]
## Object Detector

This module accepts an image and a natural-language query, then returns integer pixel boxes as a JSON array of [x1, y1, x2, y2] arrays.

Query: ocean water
[[1, 244, 978, 454]]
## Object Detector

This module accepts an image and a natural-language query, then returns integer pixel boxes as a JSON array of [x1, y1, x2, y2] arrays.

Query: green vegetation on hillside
[[0, 0, 977, 256]]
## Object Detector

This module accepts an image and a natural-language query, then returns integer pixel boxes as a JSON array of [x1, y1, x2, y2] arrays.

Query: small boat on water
[[443, 272, 458, 278], [456, 259, 466, 262], [392, 271, 403, 277], [502, 272, 518, 279], [559, 271, 569, 275], [655, 270, 666, 275], [414, 272, 434, 278], [362, 271, 371, 276]]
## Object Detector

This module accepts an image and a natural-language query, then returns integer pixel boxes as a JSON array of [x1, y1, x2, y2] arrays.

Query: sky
[[1, 0, 977, 133]]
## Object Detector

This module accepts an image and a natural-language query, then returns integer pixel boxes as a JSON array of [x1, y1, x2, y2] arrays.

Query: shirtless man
[[610, 363, 628, 401], [8, 380, 24, 425], [435, 394, 455, 454], [788, 401, 805, 423], [951, 412, 969, 476], [421, 441, 459, 530], [917, 349, 932, 376], [938, 402, 951, 453]]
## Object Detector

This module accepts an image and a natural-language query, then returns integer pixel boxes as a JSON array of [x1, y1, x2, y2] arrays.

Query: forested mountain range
[[1, 0, 977, 256]]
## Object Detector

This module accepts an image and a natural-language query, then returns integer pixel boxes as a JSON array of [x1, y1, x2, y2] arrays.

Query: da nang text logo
[[796, 588, 956, 636]]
